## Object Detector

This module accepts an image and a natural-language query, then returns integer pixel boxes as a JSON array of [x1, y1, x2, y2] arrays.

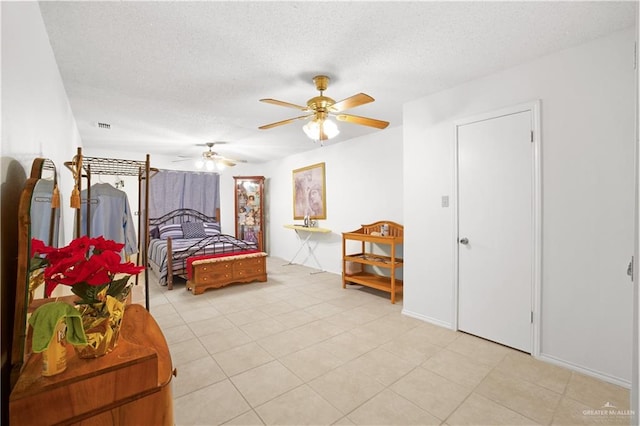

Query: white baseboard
[[401, 308, 453, 330], [537, 353, 631, 389]]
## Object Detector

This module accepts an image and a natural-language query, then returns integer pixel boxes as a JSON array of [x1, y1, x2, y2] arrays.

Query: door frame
[[452, 100, 542, 356]]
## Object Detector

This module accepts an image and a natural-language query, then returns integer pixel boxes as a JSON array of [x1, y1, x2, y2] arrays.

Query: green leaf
[[71, 282, 108, 305], [107, 276, 131, 299], [29, 257, 48, 271]]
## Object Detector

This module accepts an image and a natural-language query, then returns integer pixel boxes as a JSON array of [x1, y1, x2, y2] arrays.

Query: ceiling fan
[[258, 75, 389, 141], [174, 142, 246, 171]]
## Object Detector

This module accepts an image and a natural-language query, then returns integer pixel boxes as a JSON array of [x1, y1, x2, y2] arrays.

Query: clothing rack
[[64, 147, 158, 311]]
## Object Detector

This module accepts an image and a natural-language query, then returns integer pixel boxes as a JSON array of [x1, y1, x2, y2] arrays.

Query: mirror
[[10, 158, 60, 389]]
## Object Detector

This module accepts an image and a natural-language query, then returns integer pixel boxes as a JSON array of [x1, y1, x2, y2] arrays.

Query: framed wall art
[[292, 162, 326, 220]]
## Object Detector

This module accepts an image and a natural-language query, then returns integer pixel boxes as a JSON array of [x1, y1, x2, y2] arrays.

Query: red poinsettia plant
[[31, 236, 144, 305]]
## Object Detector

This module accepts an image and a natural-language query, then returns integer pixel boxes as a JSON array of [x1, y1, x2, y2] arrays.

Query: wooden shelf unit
[[342, 221, 403, 304]]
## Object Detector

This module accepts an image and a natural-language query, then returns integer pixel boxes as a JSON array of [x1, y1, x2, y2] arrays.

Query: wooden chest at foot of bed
[[187, 252, 268, 295]]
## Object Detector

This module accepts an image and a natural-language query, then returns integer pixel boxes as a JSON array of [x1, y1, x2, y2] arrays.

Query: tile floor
[[136, 257, 631, 425]]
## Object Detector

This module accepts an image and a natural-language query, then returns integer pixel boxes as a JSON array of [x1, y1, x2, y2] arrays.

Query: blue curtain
[[149, 170, 220, 219]]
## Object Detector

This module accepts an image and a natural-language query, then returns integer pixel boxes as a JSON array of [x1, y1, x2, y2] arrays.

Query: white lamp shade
[[303, 118, 339, 141]]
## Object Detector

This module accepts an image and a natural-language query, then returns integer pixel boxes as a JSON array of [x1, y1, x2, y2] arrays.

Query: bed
[[148, 208, 261, 290]]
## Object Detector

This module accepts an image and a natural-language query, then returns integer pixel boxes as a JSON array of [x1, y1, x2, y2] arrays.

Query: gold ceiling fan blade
[[336, 113, 390, 129], [259, 114, 313, 130], [217, 158, 237, 167], [330, 93, 374, 112], [260, 98, 309, 111]]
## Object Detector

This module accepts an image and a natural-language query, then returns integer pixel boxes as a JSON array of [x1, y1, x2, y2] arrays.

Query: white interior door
[[457, 109, 534, 353]]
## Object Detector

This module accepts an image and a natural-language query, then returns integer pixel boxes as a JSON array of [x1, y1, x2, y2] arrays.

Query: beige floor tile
[[327, 293, 373, 310], [230, 360, 303, 406], [286, 293, 324, 309], [447, 393, 539, 425], [255, 384, 343, 425], [496, 352, 572, 394], [325, 308, 383, 327], [341, 347, 416, 386], [402, 321, 460, 347], [149, 301, 178, 317], [188, 315, 236, 337], [170, 337, 210, 367], [257, 300, 298, 316], [213, 341, 274, 376], [564, 372, 630, 412], [211, 299, 259, 315], [154, 311, 187, 329], [475, 369, 562, 424], [349, 304, 392, 321], [332, 416, 356, 425], [391, 367, 472, 420], [445, 332, 513, 367], [280, 345, 345, 381], [177, 303, 222, 323], [154, 257, 632, 426], [172, 355, 226, 398], [422, 348, 492, 388], [295, 319, 347, 341], [225, 308, 270, 327], [174, 379, 251, 425], [349, 320, 405, 345], [240, 317, 289, 340], [305, 288, 347, 302], [223, 409, 265, 425], [316, 332, 379, 361], [380, 333, 442, 365], [309, 366, 385, 414], [256, 328, 319, 358], [551, 395, 631, 425], [273, 308, 318, 328], [200, 326, 253, 354], [162, 323, 196, 345], [347, 388, 441, 425], [380, 311, 424, 329], [304, 301, 347, 318]]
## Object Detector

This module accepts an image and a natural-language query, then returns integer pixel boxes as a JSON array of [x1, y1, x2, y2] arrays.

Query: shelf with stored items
[[342, 221, 403, 304]]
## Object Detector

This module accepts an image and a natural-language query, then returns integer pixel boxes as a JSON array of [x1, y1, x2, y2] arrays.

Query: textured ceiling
[[38, 1, 635, 164]]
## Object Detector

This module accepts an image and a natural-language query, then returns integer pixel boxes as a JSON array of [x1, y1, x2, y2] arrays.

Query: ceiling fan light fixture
[[205, 159, 216, 171], [323, 118, 340, 139], [195, 159, 205, 169], [303, 118, 339, 141]]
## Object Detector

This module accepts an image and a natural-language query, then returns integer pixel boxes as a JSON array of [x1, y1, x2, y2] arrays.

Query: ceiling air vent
[[97, 122, 111, 129]]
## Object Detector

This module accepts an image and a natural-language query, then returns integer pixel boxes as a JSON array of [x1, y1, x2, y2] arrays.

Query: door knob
[[459, 237, 469, 245]]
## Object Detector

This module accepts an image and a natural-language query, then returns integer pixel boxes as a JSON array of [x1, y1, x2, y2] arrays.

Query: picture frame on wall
[[292, 162, 326, 220]]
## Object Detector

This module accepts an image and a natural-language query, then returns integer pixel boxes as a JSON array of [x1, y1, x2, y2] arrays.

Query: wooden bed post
[[166, 237, 173, 290]]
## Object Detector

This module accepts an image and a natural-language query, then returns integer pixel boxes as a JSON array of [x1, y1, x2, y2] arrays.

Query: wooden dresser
[[9, 304, 174, 425]]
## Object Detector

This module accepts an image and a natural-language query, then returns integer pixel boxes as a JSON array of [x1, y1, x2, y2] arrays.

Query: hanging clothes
[[31, 179, 60, 246], [80, 183, 137, 256]]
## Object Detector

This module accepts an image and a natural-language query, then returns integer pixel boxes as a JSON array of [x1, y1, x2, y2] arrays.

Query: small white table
[[284, 224, 331, 273]]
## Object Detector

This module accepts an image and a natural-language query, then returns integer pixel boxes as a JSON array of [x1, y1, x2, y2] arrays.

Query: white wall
[[404, 28, 636, 385], [1, 1, 82, 244], [217, 127, 403, 275]]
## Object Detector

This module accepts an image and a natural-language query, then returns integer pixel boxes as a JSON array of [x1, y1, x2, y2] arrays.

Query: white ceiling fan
[[174, 142, 246, 171]]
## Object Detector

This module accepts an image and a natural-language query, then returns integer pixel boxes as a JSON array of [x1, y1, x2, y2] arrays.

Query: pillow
[[158, 224, 184, 240], [182, 222, 207, 239], [203, 222, 221, 236], [149, 226, 160, 239]]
